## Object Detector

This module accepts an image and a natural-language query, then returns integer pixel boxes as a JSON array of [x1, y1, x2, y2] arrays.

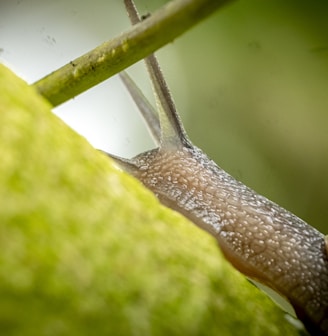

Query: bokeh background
[[1, 0, 328, 233]]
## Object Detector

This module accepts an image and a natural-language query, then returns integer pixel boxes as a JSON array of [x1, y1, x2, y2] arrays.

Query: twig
[[32, 0, 234, 107]]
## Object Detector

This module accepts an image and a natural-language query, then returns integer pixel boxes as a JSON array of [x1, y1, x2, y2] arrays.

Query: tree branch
[[32, 0, 235, 107]]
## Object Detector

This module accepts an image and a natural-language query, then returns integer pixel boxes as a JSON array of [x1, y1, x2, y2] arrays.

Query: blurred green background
[[1, 0, 328, 233], [142, 0, 328, 234]]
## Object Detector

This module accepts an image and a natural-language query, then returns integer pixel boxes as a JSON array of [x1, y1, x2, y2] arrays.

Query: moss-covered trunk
[[0, 64, 299, 335]]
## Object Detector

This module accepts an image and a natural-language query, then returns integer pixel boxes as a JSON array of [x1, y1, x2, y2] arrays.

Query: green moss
[[0, 65, 299, 335]]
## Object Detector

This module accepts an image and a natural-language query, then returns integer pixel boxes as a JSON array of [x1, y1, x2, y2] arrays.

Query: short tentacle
[[99, 150, 139, 175]]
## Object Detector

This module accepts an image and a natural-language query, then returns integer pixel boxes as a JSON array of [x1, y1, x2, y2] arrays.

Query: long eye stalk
[[124, 0, 189, 149]]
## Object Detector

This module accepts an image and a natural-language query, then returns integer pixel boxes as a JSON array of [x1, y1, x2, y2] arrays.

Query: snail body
[[104, 1, 328, 334], [116, 140, 328, 336]]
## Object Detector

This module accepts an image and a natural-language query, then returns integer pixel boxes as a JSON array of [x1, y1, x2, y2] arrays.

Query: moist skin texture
[[125, 144, 328, 336]]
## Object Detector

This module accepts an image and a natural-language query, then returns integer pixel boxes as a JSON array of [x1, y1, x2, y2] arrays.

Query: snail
[[103, 1, 328, 335]]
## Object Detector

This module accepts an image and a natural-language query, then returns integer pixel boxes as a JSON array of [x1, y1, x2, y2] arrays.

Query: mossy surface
[[0, 65, 299, 335]]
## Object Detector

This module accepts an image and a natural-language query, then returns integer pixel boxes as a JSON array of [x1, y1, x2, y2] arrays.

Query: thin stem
[[32, 0, 235, 107]]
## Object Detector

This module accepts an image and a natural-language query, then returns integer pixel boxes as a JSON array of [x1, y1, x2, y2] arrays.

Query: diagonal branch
[[32, 0, 235, 107]]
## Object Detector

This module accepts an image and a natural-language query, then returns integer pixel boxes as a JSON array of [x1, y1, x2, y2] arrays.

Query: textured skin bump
[[131, 144, 328, 336]]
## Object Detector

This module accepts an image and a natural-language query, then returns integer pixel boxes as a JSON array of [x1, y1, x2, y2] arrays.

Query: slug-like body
[[118, 143, 328, 335], [105, 1, 328, 334]]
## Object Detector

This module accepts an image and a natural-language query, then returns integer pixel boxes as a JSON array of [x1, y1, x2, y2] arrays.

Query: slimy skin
[[118, 145, 328, 336], [105, 1, 328, 335]]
